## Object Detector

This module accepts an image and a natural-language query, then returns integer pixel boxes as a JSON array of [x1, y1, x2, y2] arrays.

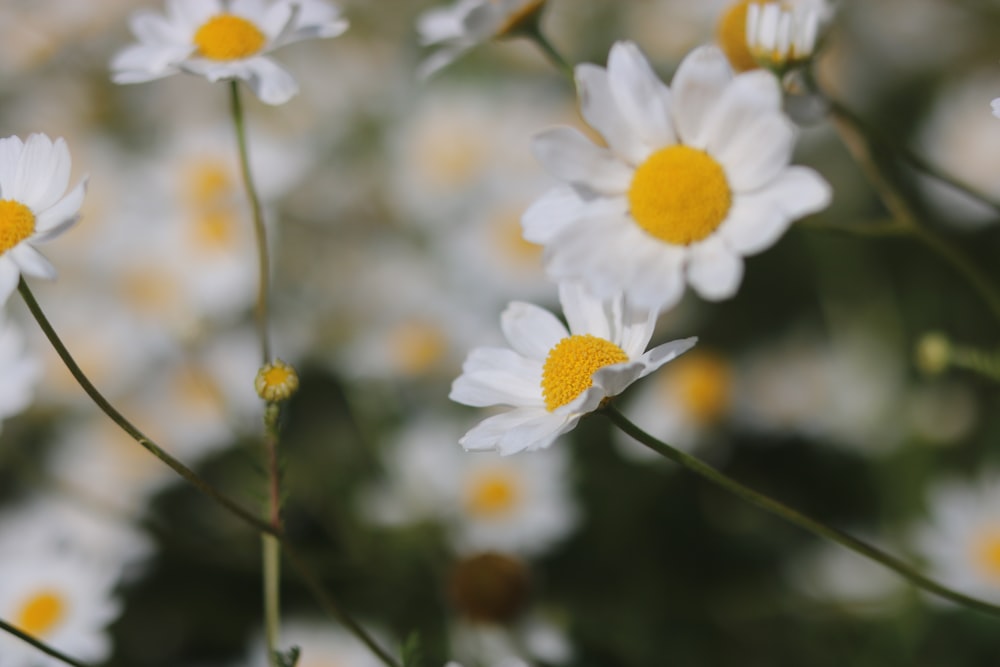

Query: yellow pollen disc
[[542, 334, 628, 412], [194, 14, 266, 61], [0, 199, 36, 255], [669, 351, 733, 425], [15, 590, 65, 637], [628, 145, 732, 246], [717, 0, 760, 73], [255, 360, 299, 402], [466, 469, 520, 517], [973, 530, 1000, 581]]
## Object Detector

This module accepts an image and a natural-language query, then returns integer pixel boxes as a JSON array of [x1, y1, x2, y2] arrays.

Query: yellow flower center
[[628, 145, 732, 245], [193, 14, 266, 61], [0, 199, 36, 255], [15, 590, 65, 637], [541, 334, 628, 412], [388, 320, 449, 376], [466, 468, 520, 517], [670, 351, 733, 425], [255, 359, 300, 402], [717, 0, 760, 73], [973, 529, 1000, 582]]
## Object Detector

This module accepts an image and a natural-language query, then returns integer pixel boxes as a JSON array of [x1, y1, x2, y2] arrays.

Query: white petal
[[459, 408, 575, 455], [717, 192, 789, 255], [9, 244, 56, 280], [0, 135, 24, 197], [522, 186, 586, 244], [687, 237, 744, 300], [450, 347, 543, 407], [575, 63, 648, 165], [590, 360, 647, 399], [110, 44, 188, 82], [718, 113, 796, 192], [0, 258, 19, 305], [559, 281, 613, 339], [641, 336, 698, 372], [606, 41, 675, 150], [542, 213, 638, 295], [618, 237, 686, 313], [12, 134, 59, 209], [532, 127, 633, 195], [700, 70, 782, 154], [616, 299, 658, 358], [768, 165, 832, 219], [501, 301, 568, 359], [238, 57, 299, 105], [670, 46, 733, 146], [34, 178, 86, 240]]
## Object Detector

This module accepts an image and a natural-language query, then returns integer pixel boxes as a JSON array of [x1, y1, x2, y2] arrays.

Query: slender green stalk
[[603, 405, 1000, 617], [17, 277, 401, 667], [262, 404, 283, 667], [17, 278, 274, 537], [0, 617, 92, 667], [521, 24, 573, 81], [229, 81, 272, 365]]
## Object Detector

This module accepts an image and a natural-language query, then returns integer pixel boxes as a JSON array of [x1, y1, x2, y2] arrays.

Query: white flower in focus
[[745, 1, 821, 71], [0, 133, 86, 304], [417, 0, 546, 77], [110, 0, 348, 105], [0, 550, 122, 665], [0, 315, 41, 431], [914, 473, 1000, 604], [523, 42, 831, 311], [450, 282, 696, 455]]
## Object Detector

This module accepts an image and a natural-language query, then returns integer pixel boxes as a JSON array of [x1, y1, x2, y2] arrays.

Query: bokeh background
[[3, 0, 1000, 665]]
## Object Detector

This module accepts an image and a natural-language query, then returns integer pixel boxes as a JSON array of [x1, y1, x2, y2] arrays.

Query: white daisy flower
[[0, 133, 86, 305], [416, 0, 547, 77], [450, 282, 696, 455], [913, 472, 1000, 604], [523, 42, 831, 311], [110, 0, 349, 106], [745, 1, 822, 71], [0, 550, 122, 665]]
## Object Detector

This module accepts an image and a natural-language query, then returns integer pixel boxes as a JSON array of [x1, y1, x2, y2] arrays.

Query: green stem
[[602, 404, 1000, 617], [263, 404, 283, 667], [18, 277, 401, 667], [0, 617, 92, 667], [230, 81, 272, 365], [519, 23, 573, 82]]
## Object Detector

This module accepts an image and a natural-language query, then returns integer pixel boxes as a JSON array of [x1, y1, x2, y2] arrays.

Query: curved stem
[[0, 617, 92, 667], [602, 404, 1000, 617], [16, 278, 401, 667], [230, 81, 272, 365]]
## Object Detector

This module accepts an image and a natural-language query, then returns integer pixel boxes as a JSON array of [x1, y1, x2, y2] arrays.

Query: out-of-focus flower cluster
[[2, 0, 1000, 666]]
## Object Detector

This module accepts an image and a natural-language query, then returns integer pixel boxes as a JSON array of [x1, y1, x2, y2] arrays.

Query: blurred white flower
[[523, 42, 830, 312], [246, 617, 386, 667], [416, 0, 546, 77], [0, 315, 41, 432], [0, 133, 86, 304], [110, 0, 348, 105], [450, 282, 696, 455]]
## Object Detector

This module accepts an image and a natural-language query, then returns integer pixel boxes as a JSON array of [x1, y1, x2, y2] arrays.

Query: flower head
[[416, 0, 547, 78], [449, 282, 696, 455], [110, 0, 348, 105], [523, 42, 831, 311], [746, 1, 821, 73], [0, 133, 86, 305]]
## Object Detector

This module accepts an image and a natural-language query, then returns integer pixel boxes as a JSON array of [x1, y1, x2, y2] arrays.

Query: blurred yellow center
[[0, 199, 35, 255], [185, 160, 232, 207], [628, 145, 731, 245], [492, 211, 542, 267], [192, 210, 239, 250], [717, 0, 759, 72], [671, 351, 733, 424], [973, 530, 1000, 580], [542, 334, 628, 412], [194, 14, 266, 61], [15, 590, 64, 637], [467, 469, 520, 517], [389, 320, 448, 375]]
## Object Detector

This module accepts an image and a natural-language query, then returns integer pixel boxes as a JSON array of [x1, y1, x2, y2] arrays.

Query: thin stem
[[0, 617, 92, 667], [17, 278, 274, 537], [524, 27, 573, 81], [602, 405, 1000, 617], [18, 277, 401, 667], [230, 81, 272, 365], [263, 404, 283, 667]]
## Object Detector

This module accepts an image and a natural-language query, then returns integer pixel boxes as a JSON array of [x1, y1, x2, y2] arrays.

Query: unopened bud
[[255, 359, 299, 402]]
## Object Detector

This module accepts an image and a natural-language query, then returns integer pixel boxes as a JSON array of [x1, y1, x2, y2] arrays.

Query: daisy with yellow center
[[110, 0, 349, 105], [745, 1, 823, 73], [523, 42, 831, 312], [914, 474, 1000, 603], [450, 282, 696, 455], [0, 133, 86, 306], [416, 0, 548, 77]]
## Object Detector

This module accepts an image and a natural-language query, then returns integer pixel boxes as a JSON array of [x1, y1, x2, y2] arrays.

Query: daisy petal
[[0, 136, 24, 196], [560, 281, 613, 340], [34, 178, 87, 240], [238, 56, 299, 105], [532, 127, 633, 195], [575, 63, 648, 164], [0, 259, 19, 305], [687, 237, 744, 301], [718, 192, 788, 255], [769, 165, 832, 218], [700, 70, 782, 154], [9, 244, 56, 280], [459, 408, 574, 455], [718, 113, 796, 191], [641, 336, 698, 370], [671, 46, 733, 146], [606, 41, 675, 150], [450, 348, 543, 407], [501, 301, 568, 359]]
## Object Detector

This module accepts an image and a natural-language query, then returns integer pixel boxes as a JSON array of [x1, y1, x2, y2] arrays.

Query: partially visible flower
[[450, 282, 696, 455], [110, 0, 348, 105], [246, 617, 386, 667], [416, 0, 547, 77], [523, 42, 831, 312], [0, 315, 41, 432], [0, 133, 86, 304], [992, 97, 1000, 119], [745, 1, 822, 73], [913, 472, 1000, 604]]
